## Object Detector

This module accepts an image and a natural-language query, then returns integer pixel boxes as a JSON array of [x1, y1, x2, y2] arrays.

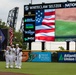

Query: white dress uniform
[[17, 51, 22, 69], [5, 49, 10, 68], [10, 47, 16, 67], [15, 47, 20, 68], [9, 49, 14, 68]]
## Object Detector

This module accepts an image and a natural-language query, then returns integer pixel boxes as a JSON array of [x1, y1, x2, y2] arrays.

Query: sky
[[0, 0, 75, 31]]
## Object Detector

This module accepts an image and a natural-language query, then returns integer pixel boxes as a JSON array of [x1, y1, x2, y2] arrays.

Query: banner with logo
[[28, 52, 51, 62], [24, 10, 35, 42], [22, 51, 29, 62], [58, 52, 76, 62], [0, 29, 8, 50]]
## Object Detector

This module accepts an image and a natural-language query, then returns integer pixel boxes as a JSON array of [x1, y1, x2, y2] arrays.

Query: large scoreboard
[[24, 1, 76, 42]]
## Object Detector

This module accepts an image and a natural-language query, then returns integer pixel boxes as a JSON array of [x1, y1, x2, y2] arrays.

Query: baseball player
[[5, 46, 10, 68]]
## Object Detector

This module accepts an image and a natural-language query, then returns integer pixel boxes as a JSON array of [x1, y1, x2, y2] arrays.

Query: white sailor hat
[[12, 44, 14, 46], [16, 44, 19, 46], [7, 46, 10, 48]]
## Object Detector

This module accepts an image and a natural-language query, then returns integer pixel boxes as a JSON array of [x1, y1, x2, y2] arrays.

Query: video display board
[[24, 1, 76, 42], [55, 8, 76, 41]]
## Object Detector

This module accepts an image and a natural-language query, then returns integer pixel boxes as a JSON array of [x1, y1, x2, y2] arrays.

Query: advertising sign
[[28, 52, 51, 62], [22, 51, 29, 62], [58, 52, 76, 62], [24, 10, 35, 42]]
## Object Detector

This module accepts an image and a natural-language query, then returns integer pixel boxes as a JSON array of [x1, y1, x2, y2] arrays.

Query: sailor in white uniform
[[5, 46, 10, 68], [10, 45, 16, 68], [15, 44, 20, 68], [17, 49, 22, 69]]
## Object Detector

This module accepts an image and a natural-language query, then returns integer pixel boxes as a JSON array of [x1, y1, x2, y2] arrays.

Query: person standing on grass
[[15, 44, 20, 68], [10, 44, 16, 68], [9, 46, 14, 68], [4, 46, 10, 68], [17, 48, 22, 69]]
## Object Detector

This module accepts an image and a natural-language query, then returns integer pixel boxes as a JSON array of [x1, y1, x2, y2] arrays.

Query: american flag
[[35, 9, 55, 42], [9, 27, 13, 45]]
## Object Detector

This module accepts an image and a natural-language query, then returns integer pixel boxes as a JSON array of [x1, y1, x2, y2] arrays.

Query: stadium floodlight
[[7, 7, 19, 30]]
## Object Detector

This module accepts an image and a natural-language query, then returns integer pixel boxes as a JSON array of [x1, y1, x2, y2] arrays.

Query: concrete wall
[[45, 42, 66, 50], [69, 42, 75, 50], [31, 42, 76, 51], [31, 42, 42, 51]]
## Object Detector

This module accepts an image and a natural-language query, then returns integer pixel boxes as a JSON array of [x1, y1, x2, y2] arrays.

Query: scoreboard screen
[[24, 1, 76, 42]]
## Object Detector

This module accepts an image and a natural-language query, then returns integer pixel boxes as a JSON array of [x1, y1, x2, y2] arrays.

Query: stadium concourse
[[0, 72, 32, 75]]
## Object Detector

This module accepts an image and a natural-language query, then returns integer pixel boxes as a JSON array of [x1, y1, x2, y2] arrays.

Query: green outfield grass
[[0, 62, 76, 75], [55, 20, 76, 36]]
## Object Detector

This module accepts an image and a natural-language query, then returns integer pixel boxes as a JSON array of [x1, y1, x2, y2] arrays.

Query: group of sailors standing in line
[[4, 44, 22, 69]]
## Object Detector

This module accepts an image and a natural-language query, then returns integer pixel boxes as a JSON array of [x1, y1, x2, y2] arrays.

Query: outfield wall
[[1, 50, 76, 62], [22, 50, 76, 62], [31, 42, 75, 51]]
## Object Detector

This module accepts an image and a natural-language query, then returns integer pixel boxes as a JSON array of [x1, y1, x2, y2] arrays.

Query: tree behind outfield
[[0, 20, 26, 49]]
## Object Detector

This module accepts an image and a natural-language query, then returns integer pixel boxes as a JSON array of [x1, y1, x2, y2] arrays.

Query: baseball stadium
[[0, 1, 76, 75]]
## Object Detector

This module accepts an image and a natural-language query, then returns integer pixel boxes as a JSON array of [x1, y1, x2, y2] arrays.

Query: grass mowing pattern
[[0, 62, 76, 75], [55, 20, 76, 36]]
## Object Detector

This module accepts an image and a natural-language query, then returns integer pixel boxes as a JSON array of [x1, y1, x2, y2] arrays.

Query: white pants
[[9, 55, 13, 68], [5, 55, 10, 68], [15, 56, 22, 68], [18, 57, 22, 67], [13, 55, 16, 62], [5, 55, 13, 68]]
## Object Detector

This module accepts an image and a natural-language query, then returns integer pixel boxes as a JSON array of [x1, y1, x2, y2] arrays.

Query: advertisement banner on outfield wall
[[58, 52, 76, 62], [22, 51, 29, 62], [28, 52, 51, 62], [22, 52, 51, 62]]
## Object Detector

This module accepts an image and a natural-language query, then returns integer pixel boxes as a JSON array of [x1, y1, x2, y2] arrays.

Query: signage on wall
[[29, 52, 52, 62], [58, 52, 76, 62]]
